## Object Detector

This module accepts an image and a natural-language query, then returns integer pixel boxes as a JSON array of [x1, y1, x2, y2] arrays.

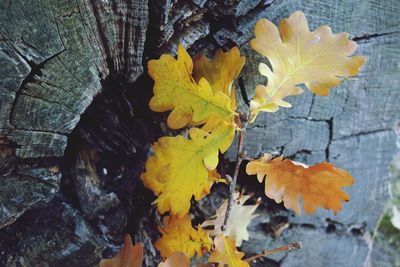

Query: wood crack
[[333, 128, 393, 141], [325, 118, 333, 162], [352, 31, 400, 42], [7, 47, 66, 130]]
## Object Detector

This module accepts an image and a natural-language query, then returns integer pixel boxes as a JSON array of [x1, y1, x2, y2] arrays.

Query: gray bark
[[0, 0, 399, 266]]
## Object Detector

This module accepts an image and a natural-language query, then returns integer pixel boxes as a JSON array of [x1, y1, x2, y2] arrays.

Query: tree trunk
[[0, 0, 399, 266]]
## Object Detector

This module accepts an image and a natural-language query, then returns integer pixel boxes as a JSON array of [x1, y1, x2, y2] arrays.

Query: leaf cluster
[[101, 11, 365, 266]]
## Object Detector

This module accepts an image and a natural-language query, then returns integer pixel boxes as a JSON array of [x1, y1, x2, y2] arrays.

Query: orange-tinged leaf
[[148, 44, 234, 129], [193, 47, 245, 109], [250, 11, 365, 118], [202, 192, 259, 246], [158, 252, 190, 267], [99, 235, 143, 267], [246, 154, 354, 215], [155, 215, 212, 258], [157, 252, 211, 267], [141, 119, 235, 216], [209, 235, 249, 267]]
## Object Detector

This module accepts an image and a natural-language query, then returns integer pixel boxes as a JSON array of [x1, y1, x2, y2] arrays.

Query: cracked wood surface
[[0, 0, 399, 266]]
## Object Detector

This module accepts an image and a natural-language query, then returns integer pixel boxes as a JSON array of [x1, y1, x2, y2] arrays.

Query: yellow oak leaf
[[246, 154, 354, 215], [155, 215, 212, 258], [99, 235, 143, 267], [148, 44, 234, 129], [157, 252, 213, 267], [249, 11, 365, 118], [193, 47, 245, 109], [141, 120, 235, 216], [202, 192, 259, 246], [209, 235, 249, 267]]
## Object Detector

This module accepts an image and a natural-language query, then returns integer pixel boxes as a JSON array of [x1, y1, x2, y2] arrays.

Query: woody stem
[[244, 242, 302, 262], [222, 113, 249, 232]]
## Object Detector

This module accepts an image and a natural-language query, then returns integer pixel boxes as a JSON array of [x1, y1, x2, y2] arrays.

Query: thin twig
[[244, 242, 302, 262], [225, 174, 233, 184], [222, 113, 249, 232]]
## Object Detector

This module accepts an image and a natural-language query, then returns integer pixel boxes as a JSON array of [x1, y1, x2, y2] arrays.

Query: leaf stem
[[244, 242, 302, 262], [222, 113, 249, 232]]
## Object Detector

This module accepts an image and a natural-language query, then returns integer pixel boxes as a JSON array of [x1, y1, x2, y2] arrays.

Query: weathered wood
[[0, 197, 107, 266], [0, 0, 150, 265], [0, 0, 399, 266]]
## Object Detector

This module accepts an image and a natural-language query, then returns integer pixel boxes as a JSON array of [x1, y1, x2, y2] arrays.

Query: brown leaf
[[158, 252, 190, 267], [246, 154, 354, 215]]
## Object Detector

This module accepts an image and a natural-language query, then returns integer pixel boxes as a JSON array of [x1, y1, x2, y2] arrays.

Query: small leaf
[[155, 215, 212, 259], [246, 154, 354, 215], [141, 120, 235, 216], [209, 235, 249, 267], [250, 11, 365, 118], [193, 47, 245, 109], [202, 192, 259, 246], [99, 234, 143, 267], [158, 252, 189, 267], [148, 44, 234, 129]]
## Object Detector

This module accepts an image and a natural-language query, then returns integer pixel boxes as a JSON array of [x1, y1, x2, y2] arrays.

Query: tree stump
[[0, 0, 399, 266]]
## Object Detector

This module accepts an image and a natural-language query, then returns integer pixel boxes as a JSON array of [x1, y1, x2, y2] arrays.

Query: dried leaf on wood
[[202, 192, 259, 246], [141, 120, 235, 216], [209, 235, 249, 267], [246, 154, 354, 215], [148, 44, 235, 129], [193, 47, 245, 109], [158, 252, 189, 267], [155, 215, 212, 259], [250, 11, 365, 118]]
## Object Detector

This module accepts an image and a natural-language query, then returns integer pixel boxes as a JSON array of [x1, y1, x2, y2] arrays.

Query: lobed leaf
[[155, 215, 212, 258], [158, 252, 189, 267], [246, 154, 354, 215], [209, 235, 249, 267], [193, 47, 245, 110], [141, 119, 235, 216], [249, 11, 365, 118], [202, 192, 259, 246], [148, 44, 235, 129]]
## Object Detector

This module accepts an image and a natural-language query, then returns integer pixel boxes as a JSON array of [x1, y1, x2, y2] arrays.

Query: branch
[[222, 113, 250, 232], [244, 242, 302, 263]]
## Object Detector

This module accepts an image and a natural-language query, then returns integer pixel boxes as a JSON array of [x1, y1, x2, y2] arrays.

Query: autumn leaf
[[155, 215, 212, 258], [158, 252, 189, 267], [99, 234, 143, 267], [246, 154, 354, 215], [193, 47, 245, 109], [202, 192, 260, 246], [209, 235, 249, 267], [141, 119, 235, 216], [249, 11, 365, 118], [158, 252, 214, 267], [148, 44, 235, 129]]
